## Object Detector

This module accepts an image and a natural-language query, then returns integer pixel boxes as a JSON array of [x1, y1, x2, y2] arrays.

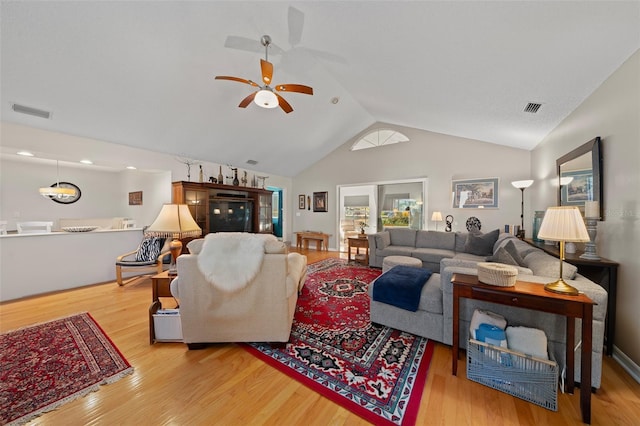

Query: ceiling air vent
[[246, 159, 258, 165], [524, 102, 542, 114], [11, 103, 51, 119]]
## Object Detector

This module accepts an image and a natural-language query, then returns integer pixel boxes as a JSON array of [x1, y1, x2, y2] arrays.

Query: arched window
[[350, 129, 409, 151]]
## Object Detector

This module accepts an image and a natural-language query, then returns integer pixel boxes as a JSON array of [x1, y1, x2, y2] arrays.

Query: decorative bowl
[[61, 226, 99, 232]]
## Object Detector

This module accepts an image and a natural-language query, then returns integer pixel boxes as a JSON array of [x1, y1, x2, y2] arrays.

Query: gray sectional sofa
[[367, 228, 608, 388]]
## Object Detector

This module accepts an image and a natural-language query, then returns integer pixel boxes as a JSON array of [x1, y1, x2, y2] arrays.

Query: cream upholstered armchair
[[170, 233, 307, 349]]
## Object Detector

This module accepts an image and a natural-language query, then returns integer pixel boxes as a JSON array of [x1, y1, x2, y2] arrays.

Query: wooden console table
[[295, 231, 330, 251], [451, 273, 594, 424], [525, 238, 618, 355]]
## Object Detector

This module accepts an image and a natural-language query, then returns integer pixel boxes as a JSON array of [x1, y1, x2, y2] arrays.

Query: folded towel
[[372, 265, 431, 311], [476, 323, 508, 348], [470, 309, 507, 339], [506, 326, 548, 360]]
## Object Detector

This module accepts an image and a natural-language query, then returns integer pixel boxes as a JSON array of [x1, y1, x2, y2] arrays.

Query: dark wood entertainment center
[[172, 181, 273, 236]]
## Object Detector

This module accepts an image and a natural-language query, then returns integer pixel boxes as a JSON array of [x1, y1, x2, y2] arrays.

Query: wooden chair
[[115, 236, 170, 286]]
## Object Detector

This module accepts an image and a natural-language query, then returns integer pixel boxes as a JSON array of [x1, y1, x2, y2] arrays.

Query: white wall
[[293, 123, 532, 249], [0, 122, 293, 240], [531, 49, 640, 368]]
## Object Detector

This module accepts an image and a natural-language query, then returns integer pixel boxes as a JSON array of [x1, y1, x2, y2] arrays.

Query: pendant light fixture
[[39, 160, 75, 199]]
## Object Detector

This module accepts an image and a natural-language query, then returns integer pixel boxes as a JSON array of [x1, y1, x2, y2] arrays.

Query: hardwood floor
[[1, 248, 639, 425]]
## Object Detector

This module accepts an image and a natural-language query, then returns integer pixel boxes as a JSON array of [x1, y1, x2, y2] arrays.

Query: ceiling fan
[[215, 35, 313, 114]]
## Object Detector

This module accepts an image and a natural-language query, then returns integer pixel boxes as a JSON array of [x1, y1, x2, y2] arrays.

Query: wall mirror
[[556, 136, 603, 219]]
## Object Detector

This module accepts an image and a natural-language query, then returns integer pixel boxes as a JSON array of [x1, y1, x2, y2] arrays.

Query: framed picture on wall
[[313, 191, 328, 212], [560, 169, 593, 206], [128, 191, 143, 206], [298, 194, 306, 210], [451, 177, 499, 208]]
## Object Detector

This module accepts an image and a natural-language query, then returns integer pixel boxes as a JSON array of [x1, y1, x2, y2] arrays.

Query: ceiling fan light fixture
[[254, 89, 278, 108]]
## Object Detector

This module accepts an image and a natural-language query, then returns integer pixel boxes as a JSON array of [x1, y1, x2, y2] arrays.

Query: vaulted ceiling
[[2, 1, 639, 177]]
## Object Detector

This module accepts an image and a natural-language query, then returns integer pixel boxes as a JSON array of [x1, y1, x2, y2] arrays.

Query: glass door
[[338, 185, 377, 252]]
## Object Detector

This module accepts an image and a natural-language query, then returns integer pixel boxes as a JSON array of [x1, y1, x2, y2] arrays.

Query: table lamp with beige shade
[[431, 211, 443, 231], [537, 206, 591, 295], [146, 204, 202, 276]]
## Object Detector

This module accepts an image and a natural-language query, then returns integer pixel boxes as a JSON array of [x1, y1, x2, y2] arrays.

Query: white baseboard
[[613, 346, 640, 384]]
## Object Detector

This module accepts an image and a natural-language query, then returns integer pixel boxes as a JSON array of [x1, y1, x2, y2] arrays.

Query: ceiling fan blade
[[238, 92, 258, 108], [260, 59, 273, 85], [275, 84, 313, 95], [215, 76, 259, 87], [224, 35, 262, 53], [275, 93, 293, 114], [288, 6, 304, 47]]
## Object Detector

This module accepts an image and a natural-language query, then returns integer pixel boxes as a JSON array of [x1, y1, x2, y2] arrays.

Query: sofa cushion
[[375, 231, 391, 249], [379, 246, 415, 258], [464, 229, 500, 256], [388, 228, 417, 247], [487, 246, 520, 266], [418, 273, 443, 314], [187, 238, 204, 254], [454, 232, 468, 253], [415, 230, 456, 250], [411, 248, 456, 264], [503, 240, 527, 267], [265, 240, 287, 254], [523, 250, 578, 280]]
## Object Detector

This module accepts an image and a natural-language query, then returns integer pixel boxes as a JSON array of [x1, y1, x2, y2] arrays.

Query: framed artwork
[[451, 177, 499, 209], [128, 191, 143, 206], [561, 169, 593, 206], [313, 191, 328, 212], [298, 194, 306, 210]]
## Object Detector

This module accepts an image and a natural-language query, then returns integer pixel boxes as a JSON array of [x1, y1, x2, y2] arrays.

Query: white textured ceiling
[[1, 1, 639, 177]]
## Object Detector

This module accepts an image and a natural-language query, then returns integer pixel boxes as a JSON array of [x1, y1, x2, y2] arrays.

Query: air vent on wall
[[11, 103, 51, 119], [524, 102, 542, 114], [246, 159, 258, 165]]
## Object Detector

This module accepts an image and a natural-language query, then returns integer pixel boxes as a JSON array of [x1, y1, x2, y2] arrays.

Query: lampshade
[[254, 89, 278, 108], [146, 204, 202, 238], [559, 176, 574, 186], [537, 206, 590, 242], [537, 206, 590, 295], [39, 160, 75, 199], [511, 180, 534, 189], [431, 211, 443, 221]]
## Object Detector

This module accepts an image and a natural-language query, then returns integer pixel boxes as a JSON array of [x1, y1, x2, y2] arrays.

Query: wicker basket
[[477, 262, 518, 287], [467, 339, 558, 411]]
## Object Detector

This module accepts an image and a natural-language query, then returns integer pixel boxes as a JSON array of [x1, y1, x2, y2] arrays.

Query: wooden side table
[[149, 271, 177, 344], [525, 238, 618, 355], [347, 236, 369, 265], [451, 273, 594, 424]]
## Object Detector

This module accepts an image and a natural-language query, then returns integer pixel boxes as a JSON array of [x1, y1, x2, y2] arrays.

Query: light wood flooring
[[1, 249, 639, 425]]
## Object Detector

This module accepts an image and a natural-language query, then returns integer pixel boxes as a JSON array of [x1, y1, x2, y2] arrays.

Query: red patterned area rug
[[0, 312, 133, 425], [245, 258, 435, 426]]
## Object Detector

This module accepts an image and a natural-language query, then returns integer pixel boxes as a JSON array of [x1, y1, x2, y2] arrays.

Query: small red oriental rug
[[0, 312, 133, 425], [245, 258, 435, 426]]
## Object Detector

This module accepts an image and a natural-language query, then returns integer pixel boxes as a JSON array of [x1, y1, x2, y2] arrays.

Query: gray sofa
[[367, 228, 607, 389]]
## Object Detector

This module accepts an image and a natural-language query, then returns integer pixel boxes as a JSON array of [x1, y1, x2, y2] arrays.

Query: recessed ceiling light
[[126, 166, 137, 170], [17, 151, 34, 157], [80, 159, 93, 165]]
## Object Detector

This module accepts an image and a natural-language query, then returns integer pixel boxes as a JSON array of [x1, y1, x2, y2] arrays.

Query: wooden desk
[[347, 236, 369, 265], [451, 273, 594, 424], [149, 271, 177, 344], [295, 231, 330, 251], [525, 238, 618, 355]]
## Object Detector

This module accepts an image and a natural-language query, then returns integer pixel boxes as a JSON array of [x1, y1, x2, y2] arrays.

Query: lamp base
[[168, 239, 183, 276], [544, 278, 579, 296]]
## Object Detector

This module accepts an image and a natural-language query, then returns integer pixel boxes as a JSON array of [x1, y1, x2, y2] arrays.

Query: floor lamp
[[146, 204, 202, 276], [511, 179, 534, 238], [537, 206, 590, 295]]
